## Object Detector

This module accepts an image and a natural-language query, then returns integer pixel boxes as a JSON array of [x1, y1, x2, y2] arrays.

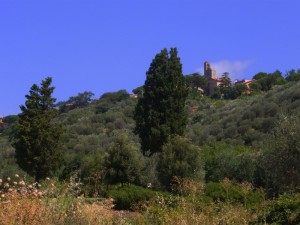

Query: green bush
[[258, 193, 300, 225], [204, 182, 265, 207], [204, 182, 242, 203], [106, 185, 158, 210]]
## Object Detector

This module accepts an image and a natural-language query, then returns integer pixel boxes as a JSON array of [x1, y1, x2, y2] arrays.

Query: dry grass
[[140, 197, 258, 225], [0, 175, 141, 225], [0, 176, 265, 225]]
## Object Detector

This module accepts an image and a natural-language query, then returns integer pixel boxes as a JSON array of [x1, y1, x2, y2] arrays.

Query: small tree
[[185, 73, 207, 93], [12, 77, 63, 180], [104, 133, 143, 185], [220, 72, 231, 88], [157, 135, 205, 189], [57, 91, 95, 112], [134, 48, 188, 155], [262, 114, 300, 195]]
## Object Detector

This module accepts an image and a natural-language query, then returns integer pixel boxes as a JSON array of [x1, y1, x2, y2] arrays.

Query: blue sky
[[1, 0, 299, 116]]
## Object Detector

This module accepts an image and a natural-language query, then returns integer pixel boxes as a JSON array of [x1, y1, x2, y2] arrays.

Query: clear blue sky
[[1, 0, 299, 116]]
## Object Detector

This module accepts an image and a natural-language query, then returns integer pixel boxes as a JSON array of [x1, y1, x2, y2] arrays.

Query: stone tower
[[204, 61, 217, 79]]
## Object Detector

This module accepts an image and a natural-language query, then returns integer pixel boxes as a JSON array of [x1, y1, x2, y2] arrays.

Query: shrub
[[204, 181, 265, 207], [259, 193, 300, 225], [106, 185, 158, 210], [158, 136, 204, 189]]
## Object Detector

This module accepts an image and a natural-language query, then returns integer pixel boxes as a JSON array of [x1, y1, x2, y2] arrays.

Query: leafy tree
[[12, 77, 63, 180], [285, 69, 300, 82], [157, 135, 204, 188], [104, 133, 144, 185], [223, 84, 247, 100], [57, 91, 95, 112], [134, 48, 188, 155], [253, 72, 268, 80], [184, 73, 207, 92], [220, 72, 231, 88], [262, 114, 300, 195], [250, 81, 262, 93], [253, 70, 286, 92], [202, 142, 258, 183], [99, 90, 129, 103], [211, 87, 221, 99], [67, 91, 94, 107]]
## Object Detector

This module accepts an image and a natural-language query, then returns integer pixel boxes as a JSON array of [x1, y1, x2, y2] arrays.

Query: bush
[[204, 182, 242, 203], [258, 193, 300, 225], [204, 181, 265, 207], [106, 185, 158, 210], [158, 136, 204, 189]]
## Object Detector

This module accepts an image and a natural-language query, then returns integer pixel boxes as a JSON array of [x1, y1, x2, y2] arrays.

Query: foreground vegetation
[[1, 175, 300, 224]]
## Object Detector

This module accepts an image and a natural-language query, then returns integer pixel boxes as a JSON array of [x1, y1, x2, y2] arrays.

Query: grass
[[1, 175, 299, 224]]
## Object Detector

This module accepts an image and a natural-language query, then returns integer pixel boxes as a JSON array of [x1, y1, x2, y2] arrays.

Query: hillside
[[1, 81, 300, 176], [186, 80, 300, 147]]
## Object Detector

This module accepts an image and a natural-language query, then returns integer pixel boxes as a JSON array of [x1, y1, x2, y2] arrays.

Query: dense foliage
[[11, 77, 63, 180], [187, 81, 300, 147], [134, 48, 188, 155], [158, 135, 204, 189]]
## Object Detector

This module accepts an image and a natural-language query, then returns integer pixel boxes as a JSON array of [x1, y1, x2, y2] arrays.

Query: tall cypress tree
[[12, 77, 63, 180], [134, 48, 188, 155]]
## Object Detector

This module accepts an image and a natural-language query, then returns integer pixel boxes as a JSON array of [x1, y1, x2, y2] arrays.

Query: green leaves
[[12, 77, 63, 181], [262, 114, 300, 194], [104, 133, 143, 185], [134, 48, 188, 155], [157, 136, 204, 189]]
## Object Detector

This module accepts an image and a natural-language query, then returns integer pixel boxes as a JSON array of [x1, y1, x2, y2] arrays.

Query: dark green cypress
[[134, 48, 188, 155], [12, 77, 63, 180]]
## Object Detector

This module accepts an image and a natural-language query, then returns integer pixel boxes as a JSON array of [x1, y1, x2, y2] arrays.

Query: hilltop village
[[203, 61, 252, 95]]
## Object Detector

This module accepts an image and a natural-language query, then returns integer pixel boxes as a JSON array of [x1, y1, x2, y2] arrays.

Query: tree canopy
[[134, 48, 188, 155], [12, 77, 63, 180]]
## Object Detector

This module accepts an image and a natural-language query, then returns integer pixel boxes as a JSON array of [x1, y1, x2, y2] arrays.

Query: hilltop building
[[204, 61, 217, 79], [204, 61, 222, 95], [0, 117, 3, 124], [203, 61, 253, 96], [234, 79, 253, 89]]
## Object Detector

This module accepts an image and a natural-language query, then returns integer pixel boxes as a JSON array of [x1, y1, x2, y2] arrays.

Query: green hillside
[[1, 81, 299, 184], [187, 80, 300, 147]]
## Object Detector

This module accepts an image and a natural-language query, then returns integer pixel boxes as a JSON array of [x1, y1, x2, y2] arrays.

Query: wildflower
[[0, 194, 5, 198], [4, 183, 9, 188], [0, 179, 2, 183], [8, 188, 13, 192], [28, 185, 33, 189], [15, 174, 19, 178], [19, 180, 25, 186], [46, 177, 50, 181], [13, 181, 17, 185], [6, 177, 11, 181]]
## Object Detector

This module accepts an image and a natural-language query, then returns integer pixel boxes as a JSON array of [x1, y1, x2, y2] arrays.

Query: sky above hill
[[1, 0, 300, 116]]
